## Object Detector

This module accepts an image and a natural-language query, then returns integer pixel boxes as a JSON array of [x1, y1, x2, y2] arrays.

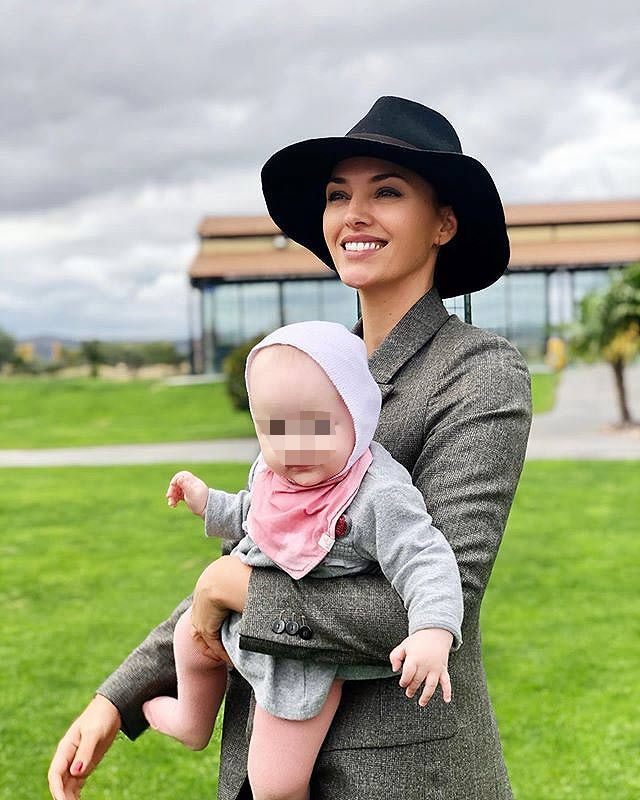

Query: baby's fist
[[166, 471, 209, 517]]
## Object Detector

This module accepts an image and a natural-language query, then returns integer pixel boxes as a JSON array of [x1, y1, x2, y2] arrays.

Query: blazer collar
[[351, 286, 451, 393]]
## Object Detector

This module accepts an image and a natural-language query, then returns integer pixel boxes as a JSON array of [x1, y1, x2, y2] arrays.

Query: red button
[[335, 516, 347, 537]]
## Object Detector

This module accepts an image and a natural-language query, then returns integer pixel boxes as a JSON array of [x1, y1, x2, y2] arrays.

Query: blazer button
[[285, 620, 300, 635], [271, 619, 286, 634], [298, 625, 313, 640]]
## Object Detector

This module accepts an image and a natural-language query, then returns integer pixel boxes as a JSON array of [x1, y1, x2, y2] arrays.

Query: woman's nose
[[344, 196, 372, 227]]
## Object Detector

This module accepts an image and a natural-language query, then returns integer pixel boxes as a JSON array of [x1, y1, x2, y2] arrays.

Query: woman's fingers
[[48, 696, 121, 800], [47, 742, 74, 799], [47, 730, 84, 800], [70, 727, 100, 777]]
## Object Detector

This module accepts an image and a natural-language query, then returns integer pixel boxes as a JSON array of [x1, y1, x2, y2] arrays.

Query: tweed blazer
[[98, 286, 532, 800]]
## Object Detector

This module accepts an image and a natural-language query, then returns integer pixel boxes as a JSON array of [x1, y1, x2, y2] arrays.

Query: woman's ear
[[435, 207, 458, 246]]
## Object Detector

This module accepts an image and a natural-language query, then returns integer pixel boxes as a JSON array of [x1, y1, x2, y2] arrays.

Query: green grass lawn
[[0, 463, 246, 800], [0, 372, 556, 449], [1, 460, 638, 798], [530, 371, 559, 415], [484, 460, 640, 799], [0, 378, 255, 448]]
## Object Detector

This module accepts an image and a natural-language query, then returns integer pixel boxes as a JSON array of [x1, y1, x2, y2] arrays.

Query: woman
[[48, 96, 531, 800]]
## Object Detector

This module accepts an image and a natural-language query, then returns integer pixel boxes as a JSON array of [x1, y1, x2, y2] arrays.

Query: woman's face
[[322, 156, 456, 294]]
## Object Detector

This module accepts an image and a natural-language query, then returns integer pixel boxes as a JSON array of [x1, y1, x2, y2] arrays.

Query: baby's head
[[245, 322, 381, 487], [248, 345, 354, 486]]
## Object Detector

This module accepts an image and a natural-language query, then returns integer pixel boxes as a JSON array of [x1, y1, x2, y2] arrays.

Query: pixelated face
[[248, 345, 355, 486]]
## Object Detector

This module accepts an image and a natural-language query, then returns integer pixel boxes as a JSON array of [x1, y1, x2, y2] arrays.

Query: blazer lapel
[[351, 286, 451, 400]]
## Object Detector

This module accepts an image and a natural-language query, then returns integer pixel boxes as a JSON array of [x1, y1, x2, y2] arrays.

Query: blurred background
[[0, 1, 638, 798]]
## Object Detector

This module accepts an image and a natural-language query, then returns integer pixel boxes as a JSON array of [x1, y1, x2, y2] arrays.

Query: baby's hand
[[166, 471, 209, 517], [389, 628, 453, 707]]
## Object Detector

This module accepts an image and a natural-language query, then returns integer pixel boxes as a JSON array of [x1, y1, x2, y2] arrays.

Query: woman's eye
[[269, 419, 286, 435], [326, 190, 348, 202], [376, 187, 401, 198]]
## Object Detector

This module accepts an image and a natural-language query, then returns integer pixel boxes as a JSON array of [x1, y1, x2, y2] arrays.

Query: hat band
[[346, 132, 421, 150]]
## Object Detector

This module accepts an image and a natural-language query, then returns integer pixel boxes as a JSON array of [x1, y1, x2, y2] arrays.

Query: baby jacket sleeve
[[353, 481, 464, 649], [203, 456, 259, 539]]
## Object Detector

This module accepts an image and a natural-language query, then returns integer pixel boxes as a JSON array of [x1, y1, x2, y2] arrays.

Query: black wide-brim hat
[[261, 96, 510, 298]]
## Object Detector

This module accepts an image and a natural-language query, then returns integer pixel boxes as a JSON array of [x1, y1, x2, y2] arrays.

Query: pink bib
[[246, 448, 373, 579]]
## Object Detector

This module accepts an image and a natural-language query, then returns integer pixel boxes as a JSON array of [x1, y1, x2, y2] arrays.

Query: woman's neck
[[359, 274, 434, 357]]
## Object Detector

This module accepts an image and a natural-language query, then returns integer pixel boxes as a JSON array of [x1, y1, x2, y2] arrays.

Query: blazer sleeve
[[96, 595, 191, 740], [95, 458, 262, 740], [237, 336, 531, 663]]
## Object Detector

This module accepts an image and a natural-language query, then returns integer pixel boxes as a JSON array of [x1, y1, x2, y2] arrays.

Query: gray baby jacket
[[204, 439, 463, 721]]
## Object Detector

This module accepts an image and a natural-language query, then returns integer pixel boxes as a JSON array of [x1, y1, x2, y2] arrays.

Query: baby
[[143, 321, 463, 800]]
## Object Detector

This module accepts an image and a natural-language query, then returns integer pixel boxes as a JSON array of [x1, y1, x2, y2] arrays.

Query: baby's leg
[[248, 679, 343, 800], [142, 607, 227, 750]]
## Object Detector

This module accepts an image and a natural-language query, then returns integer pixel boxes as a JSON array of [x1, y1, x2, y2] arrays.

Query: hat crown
[[347, 96, 463, 155]]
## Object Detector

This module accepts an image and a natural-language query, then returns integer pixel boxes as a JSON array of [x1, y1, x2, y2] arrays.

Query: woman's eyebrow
[[371, 172, 408, 183], [327, 172, 408, 185]]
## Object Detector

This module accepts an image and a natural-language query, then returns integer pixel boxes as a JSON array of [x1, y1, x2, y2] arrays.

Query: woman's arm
[[238, 336, 532, 663]]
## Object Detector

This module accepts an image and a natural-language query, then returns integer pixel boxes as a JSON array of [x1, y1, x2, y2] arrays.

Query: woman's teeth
[[343, 241, 385, 251]]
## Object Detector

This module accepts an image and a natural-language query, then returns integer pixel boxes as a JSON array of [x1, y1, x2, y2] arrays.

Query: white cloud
[[0, 0, 637, 340]]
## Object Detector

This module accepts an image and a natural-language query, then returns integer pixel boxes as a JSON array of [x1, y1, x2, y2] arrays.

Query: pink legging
[[248, 680, 343, 800], [143, 608, 343, 800]]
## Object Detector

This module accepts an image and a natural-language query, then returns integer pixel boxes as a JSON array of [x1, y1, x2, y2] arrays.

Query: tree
[[0, 327, 16, 367], [570, 262, 640, 427], [81, 340, 105, 379]]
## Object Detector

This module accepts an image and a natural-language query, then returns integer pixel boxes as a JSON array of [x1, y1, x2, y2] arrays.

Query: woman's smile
[[341, 234, 388, 257]]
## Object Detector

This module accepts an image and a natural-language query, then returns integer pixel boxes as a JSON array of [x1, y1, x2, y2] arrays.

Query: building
[[187, 200, 640, 372]]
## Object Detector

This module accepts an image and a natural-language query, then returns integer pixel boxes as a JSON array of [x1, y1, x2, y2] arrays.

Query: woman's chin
[[335, 264, 379, 291]]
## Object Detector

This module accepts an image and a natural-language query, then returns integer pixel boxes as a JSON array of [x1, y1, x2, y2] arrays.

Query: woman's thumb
[[71, 733, 98, 777]]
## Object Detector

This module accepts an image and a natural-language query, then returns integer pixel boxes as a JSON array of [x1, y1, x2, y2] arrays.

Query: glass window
[[319, 280, 358, 326], [283, 279, 358, 327], [448, 273, 549, 358], [282, 281, 322, 323], [211, 284, 242, 346], [239, 283, 280, 339]]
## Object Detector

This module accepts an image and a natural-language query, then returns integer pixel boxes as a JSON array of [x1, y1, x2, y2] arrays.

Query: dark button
[[298, 625, 313, 640], [335, 515, 347, 538], [285, 620, 300, 636], [271, 619, 286, 634]]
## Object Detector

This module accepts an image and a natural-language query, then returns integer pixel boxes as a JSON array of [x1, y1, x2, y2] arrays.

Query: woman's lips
[[341, 240, 388, 258], [342, 240, 387, 252]]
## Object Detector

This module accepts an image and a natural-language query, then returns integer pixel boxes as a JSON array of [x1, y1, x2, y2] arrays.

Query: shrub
[[222, 333, 265, 411]]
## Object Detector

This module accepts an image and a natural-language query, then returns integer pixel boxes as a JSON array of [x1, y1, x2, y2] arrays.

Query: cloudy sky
[[1, 0, 638, 341]]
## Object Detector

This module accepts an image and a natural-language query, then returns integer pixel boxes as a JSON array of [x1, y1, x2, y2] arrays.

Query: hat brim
[[261, 136, 510, 298]]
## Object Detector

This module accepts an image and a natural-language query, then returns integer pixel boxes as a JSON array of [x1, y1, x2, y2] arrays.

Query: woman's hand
[[191, 556, 252, 664], [166, 470, 209, 516], [389, 628, 453, 707], [47, 694, 121, 800]]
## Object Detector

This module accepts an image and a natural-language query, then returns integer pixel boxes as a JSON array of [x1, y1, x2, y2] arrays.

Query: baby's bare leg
[[248, 680, 343, 800], [143, 607, 227, 750]]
